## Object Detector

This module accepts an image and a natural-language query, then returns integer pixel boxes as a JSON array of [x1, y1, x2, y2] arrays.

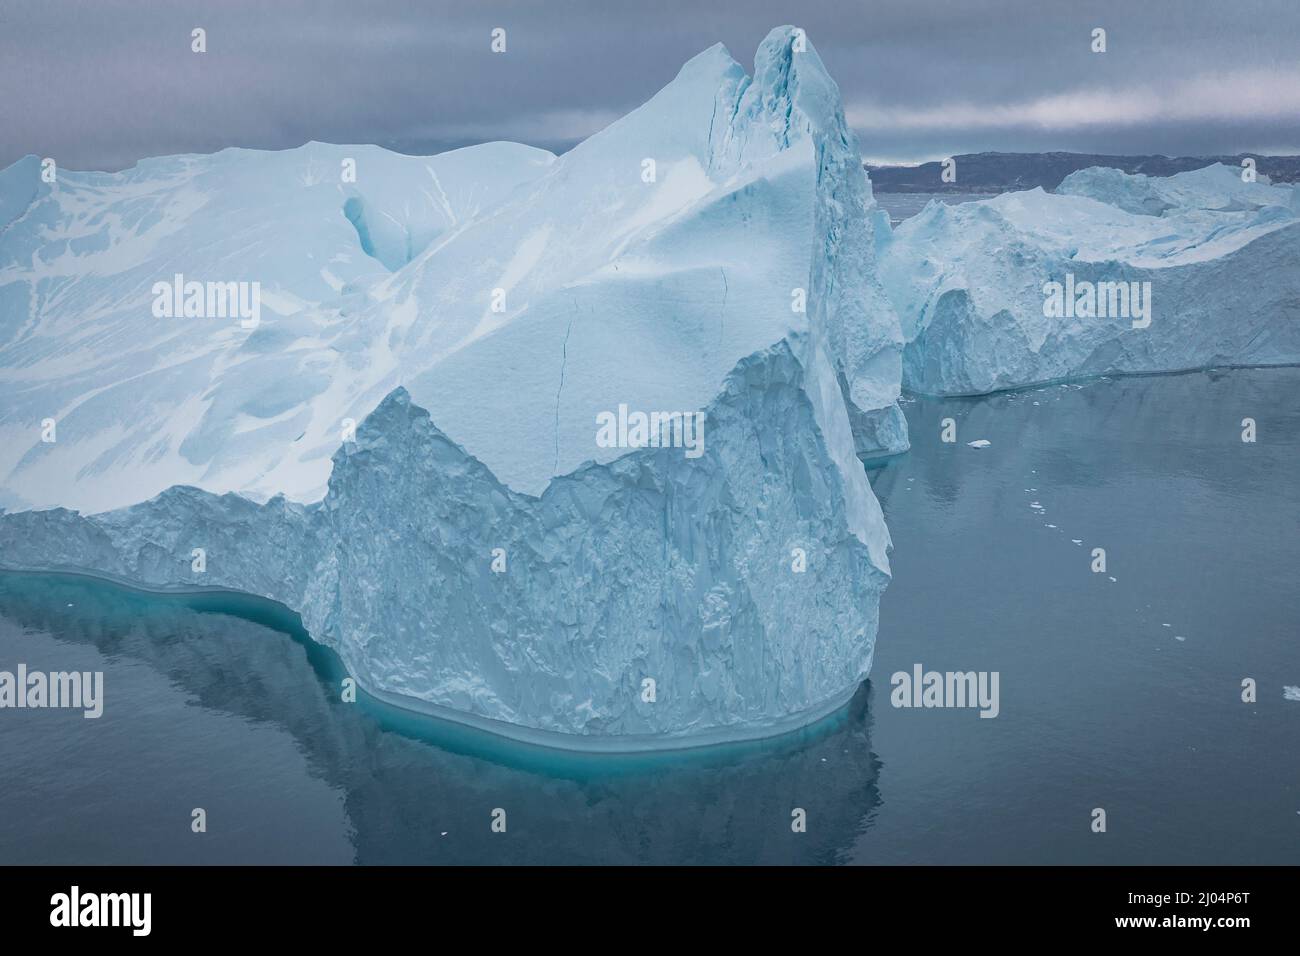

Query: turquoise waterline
[[0, 569, 862, 779]]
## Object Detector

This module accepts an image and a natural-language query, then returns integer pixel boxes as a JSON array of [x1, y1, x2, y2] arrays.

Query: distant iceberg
[[1056, 163, 1297, 216], [878, 164, 1300, 396], [0, 27, 898, 748]]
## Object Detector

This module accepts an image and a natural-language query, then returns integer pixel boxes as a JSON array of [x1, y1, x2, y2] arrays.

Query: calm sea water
[[1, 367, 1296, 864]]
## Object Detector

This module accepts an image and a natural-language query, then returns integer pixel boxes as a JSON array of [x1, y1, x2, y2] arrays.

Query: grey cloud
[[1, 0, 1297, 171]]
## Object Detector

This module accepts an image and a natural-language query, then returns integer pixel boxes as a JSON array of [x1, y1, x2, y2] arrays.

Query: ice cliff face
[[0, 344, 887, 745], [0, 27, 896, 747], [706, 30, 907, 459], [879, 164, 1300, 395]]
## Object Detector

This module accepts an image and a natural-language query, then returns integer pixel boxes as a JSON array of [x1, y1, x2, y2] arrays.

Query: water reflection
[[0, 572, 881, 864]]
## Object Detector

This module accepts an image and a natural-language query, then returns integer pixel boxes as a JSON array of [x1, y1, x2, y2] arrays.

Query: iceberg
[[0, 27, 898, 748], [879, 164, 1300, 396], [1056, 162, 1297, 216]]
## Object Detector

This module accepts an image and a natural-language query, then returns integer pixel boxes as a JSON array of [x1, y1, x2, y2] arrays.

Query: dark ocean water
[[1, 367, 1296, 864]]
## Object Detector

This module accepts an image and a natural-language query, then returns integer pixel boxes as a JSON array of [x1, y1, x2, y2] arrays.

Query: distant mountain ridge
[[866, 151, 1300, 193]]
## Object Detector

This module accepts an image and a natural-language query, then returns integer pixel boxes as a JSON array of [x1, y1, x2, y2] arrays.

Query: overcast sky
[[3, 0, 1298, 171]]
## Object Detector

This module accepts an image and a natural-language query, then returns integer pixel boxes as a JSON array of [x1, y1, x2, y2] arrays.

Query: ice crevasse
[[0, 27, 903, 748]]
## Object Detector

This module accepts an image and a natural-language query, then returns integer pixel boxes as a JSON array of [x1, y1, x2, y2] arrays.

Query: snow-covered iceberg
[[0, 28, 905, 516], [879, 163, 1300, 396], [0, 140, 556, 512], [0, 27, 897, 748]]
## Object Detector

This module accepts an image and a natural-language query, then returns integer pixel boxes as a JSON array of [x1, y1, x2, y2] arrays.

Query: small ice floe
[[1108, 576, 1117, 582], [1283, 686, 1300, 702], [1161, 623, 1171, 628], [967, 439, 991, 448], [1046, 524, 1057, 528], [1174, 635, 1186, 642], [1071, 539, 1082, 545], [441, 831, 448, 836]]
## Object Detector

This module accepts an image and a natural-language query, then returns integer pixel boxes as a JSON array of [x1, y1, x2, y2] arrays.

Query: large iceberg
[[0, 27, 898, 748], [879, 163, 1300, 395]]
